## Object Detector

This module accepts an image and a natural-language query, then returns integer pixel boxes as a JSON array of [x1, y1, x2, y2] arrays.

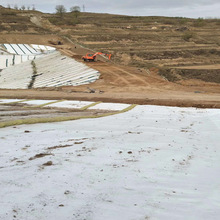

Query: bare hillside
[[48, 13, 220, 83], [1, 7, 219, 82]]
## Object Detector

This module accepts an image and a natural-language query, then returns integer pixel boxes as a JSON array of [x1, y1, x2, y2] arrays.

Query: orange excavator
[[82, 52, 111, 62]]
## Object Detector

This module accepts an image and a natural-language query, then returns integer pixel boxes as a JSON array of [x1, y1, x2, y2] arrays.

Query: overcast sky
[[1, 0, 220, 18]]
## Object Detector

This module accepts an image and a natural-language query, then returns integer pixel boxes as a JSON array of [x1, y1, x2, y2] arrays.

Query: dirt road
[[1, 84, 220, 108]]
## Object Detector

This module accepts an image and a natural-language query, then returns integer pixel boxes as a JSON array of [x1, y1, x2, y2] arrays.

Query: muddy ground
[[0, 103, 115, 123]]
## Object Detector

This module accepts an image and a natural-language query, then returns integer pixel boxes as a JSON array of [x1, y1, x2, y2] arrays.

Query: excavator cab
[[82, 52, 111, 62], [82, 53, 96, 61], [86, 54, 94, 57]]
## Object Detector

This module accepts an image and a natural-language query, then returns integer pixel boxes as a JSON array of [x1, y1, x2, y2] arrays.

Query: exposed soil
[[29, 153, 53, 160], [47, 145, 72, 150], [42, 161, 53, 166], [0, 48, 220, 108]]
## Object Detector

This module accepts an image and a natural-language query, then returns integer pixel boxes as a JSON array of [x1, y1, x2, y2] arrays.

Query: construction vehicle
[[82, 52, 111, 62]]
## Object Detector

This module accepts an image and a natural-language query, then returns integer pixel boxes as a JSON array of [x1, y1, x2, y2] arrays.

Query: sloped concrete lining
[[0, 54, 41, 69], [33, 51, 100, 88], [0, 44, 55, 56], [0, 50, 100, 89], [0, 60, 33, 89], [0, 44, 56, 69]]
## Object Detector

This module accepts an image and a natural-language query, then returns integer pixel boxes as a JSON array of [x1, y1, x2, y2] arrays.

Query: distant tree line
[[4, 4, 83, 16], [6, 4, 36, 11], [46, 5, 83, 26], [55, 5, 81, 18]]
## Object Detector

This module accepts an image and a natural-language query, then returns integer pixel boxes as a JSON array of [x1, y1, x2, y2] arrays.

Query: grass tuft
[[80, 101, 102, 110]]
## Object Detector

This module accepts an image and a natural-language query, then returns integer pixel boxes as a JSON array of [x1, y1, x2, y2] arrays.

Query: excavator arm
[[93, 52, 112, 60]]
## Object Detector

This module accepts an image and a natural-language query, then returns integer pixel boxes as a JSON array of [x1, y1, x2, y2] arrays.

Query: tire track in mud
[[98, 68, 131, 86], [111, 66, 149, 86], [59, 48, 76, 56], [88, 63, 151, 86]]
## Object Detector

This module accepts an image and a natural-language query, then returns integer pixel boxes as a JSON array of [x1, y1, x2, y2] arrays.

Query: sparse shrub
[[0, 10, 16, 16], [9, 24, 28, 31], [66, 18, 78, 26], [94, 22, 102, 27], [48, 17, 64, 25], [31, 60, 37, 75], [209, 49, 220, 55], [193, 17, 206, 27], [178, 17, 188, 25], [48, 17, 57, 24], [163, 19, 176, 25], [28, 60, 37, 89], [0, 24, 7, 31], [158, 68, 180, 82], [182, 31, 194, 41], [215, 20, 220, 25], [48, 15, 79, 26]]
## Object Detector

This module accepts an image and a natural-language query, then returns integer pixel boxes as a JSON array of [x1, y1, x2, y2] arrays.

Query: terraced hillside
[[0, 6, 220, 107], [1, 7, 219, 82], [50, 13, 220, 83], [0, 7, 63, 46], [0, 6, 46, 33]]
